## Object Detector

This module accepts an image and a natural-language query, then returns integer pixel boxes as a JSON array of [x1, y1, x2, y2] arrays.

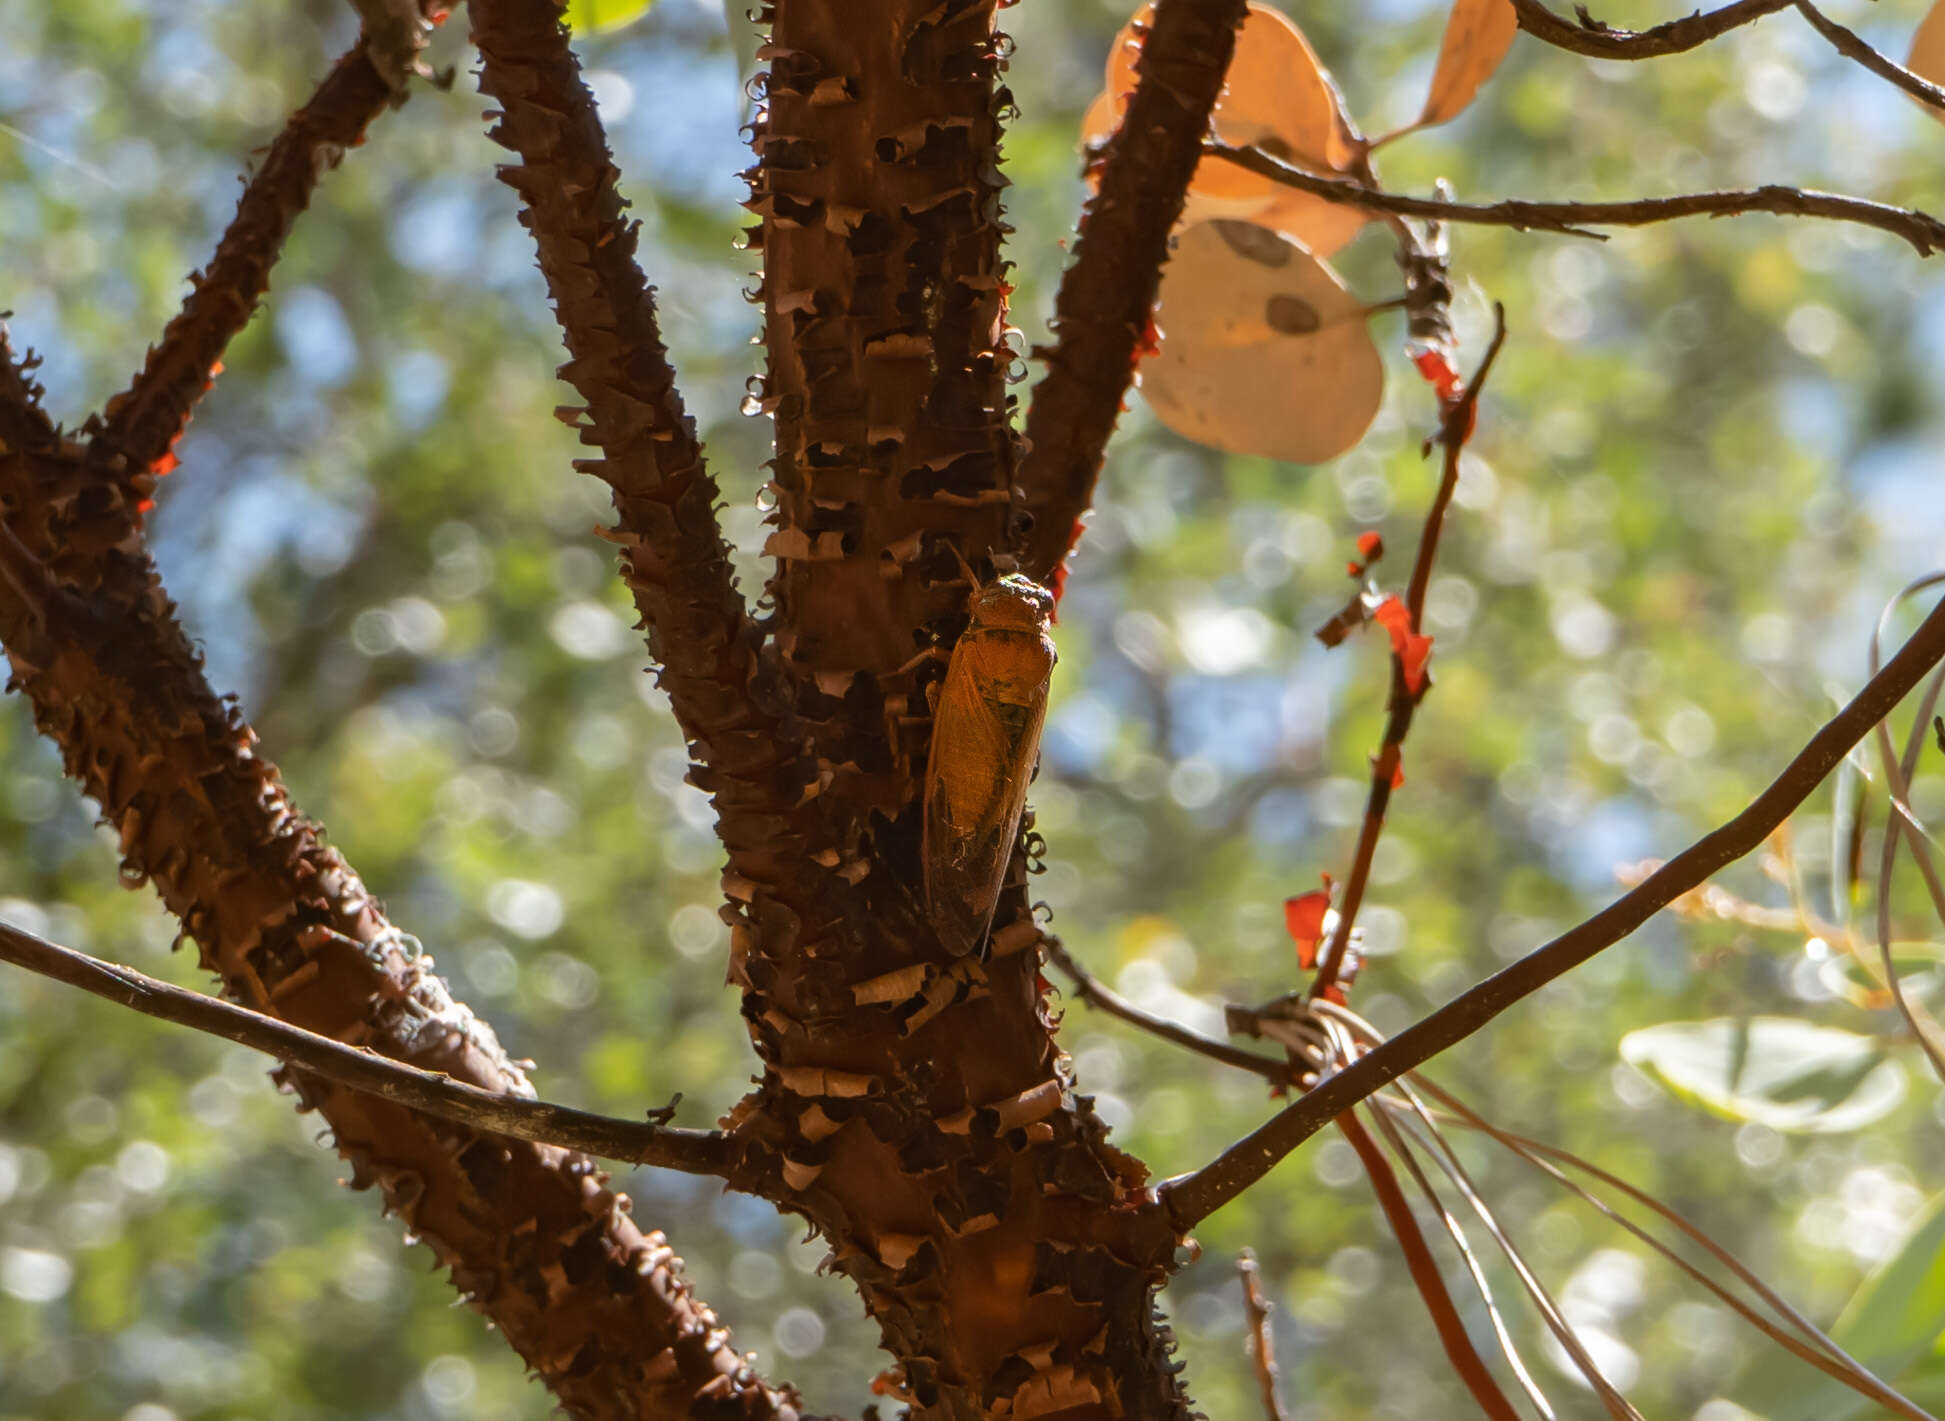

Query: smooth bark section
[[1213, 144, 1945, 255], [1509, 0, 1789, 58], [0, 332, 802, 1421], [1017, 0, 1249, 586], [0, 922, 735, 1175], [470, 0, 791, 807], [91, 41, 398, 504], [1159, 590, 1945, 1229]]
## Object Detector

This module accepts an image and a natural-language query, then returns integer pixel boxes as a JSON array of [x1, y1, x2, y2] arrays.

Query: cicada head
[[967, 574, 1055, 637]]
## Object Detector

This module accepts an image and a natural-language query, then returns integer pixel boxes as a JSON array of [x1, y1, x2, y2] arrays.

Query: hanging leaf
[[566, 0, 656, 34], [1085, 2, 1370, 254], [1738, 1190, 1945, 1421], [1140, 220, 1383, 464], [1619, 1017, 1907, 1133], [1910, 0, 1945, 121], [1419, 0, 1518, 127]]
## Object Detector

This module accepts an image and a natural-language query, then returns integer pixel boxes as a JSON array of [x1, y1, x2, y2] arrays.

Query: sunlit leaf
[[1419, 0, 1518, 127], [1911, 0, 1945, 121], [1140, 220, 1383, 464], [1740, 1190, 1945, 1421], [1620, 1017, 1906, 1133], [565, 0, 655, 34]]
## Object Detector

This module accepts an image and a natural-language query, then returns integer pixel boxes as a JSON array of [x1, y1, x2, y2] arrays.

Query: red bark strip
[[1015, 0, 1248, 586], [1338, 1113, 1522, 1421], [90, 40, 398, 507], [0, 334, 800, 1421]]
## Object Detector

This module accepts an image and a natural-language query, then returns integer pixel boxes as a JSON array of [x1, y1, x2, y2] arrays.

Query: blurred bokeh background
[[3, 0, 1944, 1415]]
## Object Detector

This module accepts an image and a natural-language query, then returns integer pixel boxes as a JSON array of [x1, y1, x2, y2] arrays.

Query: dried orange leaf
[[1420, 0, 1518, 127], [1141, 220, 1383, 463], [1911, 0, 1945, 120]]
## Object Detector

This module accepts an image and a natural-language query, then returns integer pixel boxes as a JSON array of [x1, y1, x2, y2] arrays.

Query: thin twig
[[1236, 1250, 1288, 1421], [1871, 574, 1945, 1080], [1044, 935, 1295, 1082], [1395, 1081, 1940, 1421], [1313, 311, 1508, 997], [1210, 144, 1945, 257], [1157, 591, 1945, 1229], [1369, 1083, 1628, 1419], [91, 40, 399, 505], [1794, 0, 1945, 113], [1016, 0, 1250, 586], [1337, 1111, 1523, 1421], [0, 921, 738, 1177], [1509, 0, 1790, 59]]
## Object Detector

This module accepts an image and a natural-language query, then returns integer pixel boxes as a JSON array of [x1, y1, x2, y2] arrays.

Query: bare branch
[[1157, 590, 1945, 1230], [1794, 1, 1945, 117], [1510, 0, 1789, 59], [0, 347, 805, 1421], [1236, 1251, 1288, 1421], [0, 921, 736, 1176], [91, 41, 399, 504], [1313, 311, 1508, 998], [469, 0, 789, 787], [1044, 936, 1294, 1083], [1211, 144, 1945, 257], [1015, 0, 1250, 587]]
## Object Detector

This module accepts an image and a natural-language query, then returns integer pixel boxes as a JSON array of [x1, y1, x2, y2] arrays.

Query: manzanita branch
[[1312, 310, 1507, 998], [469, 0, 790, 794], [91, 39, 399, 508], [1509, 0, 1790, 59], [1211, 144, 1945, 257], [1794, 0, 1945, 115], [1016, 0, 1250, 587], [0, 921, 736, 1176], [0, 329, 802, 1421], [1158, 590, 1945, 1230]]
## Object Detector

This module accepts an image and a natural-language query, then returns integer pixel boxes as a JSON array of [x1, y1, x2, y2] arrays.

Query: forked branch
[[1159, 590, 1945, 1229], [0, 921, 736, 1176]]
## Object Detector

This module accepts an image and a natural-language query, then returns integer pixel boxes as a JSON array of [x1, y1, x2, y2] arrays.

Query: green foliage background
[[2, 0, 1944, 1416]]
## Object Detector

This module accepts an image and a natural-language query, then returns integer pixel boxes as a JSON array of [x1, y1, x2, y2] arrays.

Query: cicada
[[922, 574, 1057, 957]]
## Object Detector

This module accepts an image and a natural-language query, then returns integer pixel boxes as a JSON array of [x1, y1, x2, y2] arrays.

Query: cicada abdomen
[[922, 574, 1057, 957]]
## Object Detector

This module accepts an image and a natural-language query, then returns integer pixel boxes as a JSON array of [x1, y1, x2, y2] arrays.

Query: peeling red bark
[[716, 1, 1195, 1414], [0, 339, 799, 1421], [1016, 0, 1249, 585], [89, 41, 399, 510]]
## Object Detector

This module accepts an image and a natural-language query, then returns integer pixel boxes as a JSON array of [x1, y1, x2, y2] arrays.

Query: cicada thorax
[[921, 574, 1057, 958]]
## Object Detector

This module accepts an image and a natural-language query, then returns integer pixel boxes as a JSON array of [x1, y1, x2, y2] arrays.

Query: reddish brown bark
[[0, 339, 799, 1421], [705, 0, 1212, 1415], [88, 41, 399, 510], [1015, 0, 1248, 585]]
